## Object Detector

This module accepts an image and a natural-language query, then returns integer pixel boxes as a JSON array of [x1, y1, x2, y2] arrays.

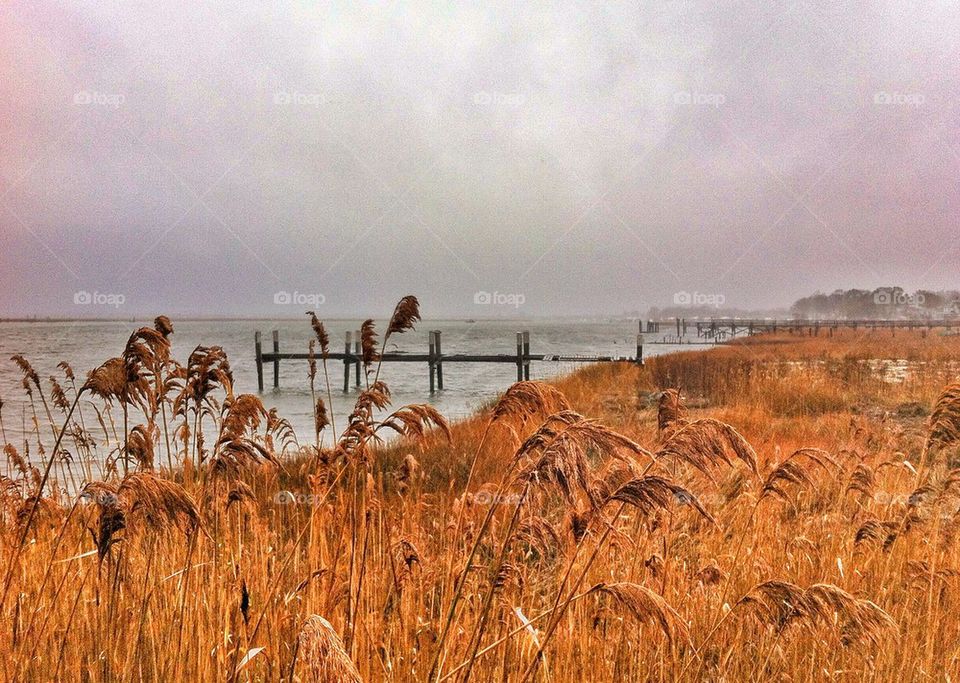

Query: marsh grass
[[2, 321, 960, 680]]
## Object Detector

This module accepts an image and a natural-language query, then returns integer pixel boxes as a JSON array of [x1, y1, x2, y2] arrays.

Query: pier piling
[[255, 331, 264, 392], [354, 331, 361, 387], [343, 331, 352, 393], [272, 330, 280, 390]]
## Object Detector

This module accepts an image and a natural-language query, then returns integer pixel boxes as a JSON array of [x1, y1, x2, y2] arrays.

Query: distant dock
[[644, 317, 960, 341]]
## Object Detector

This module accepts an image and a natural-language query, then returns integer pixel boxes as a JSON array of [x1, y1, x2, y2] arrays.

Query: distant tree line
[[790, 288, 960, 320]]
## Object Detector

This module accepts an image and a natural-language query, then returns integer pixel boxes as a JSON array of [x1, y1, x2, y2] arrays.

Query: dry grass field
[[3, 300, 960, 681]]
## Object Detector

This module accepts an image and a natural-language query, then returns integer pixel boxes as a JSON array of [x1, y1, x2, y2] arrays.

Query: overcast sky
[[1, 1, 957, 318]]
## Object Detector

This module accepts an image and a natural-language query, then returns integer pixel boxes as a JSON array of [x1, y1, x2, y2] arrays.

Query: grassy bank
[[3, 317, 960, 681]]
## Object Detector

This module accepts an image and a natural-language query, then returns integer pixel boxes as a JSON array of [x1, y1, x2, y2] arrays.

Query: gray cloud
[[1, 1, 958, 318]]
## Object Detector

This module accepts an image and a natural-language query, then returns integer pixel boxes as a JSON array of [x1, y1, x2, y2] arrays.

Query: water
[[0, 318, 699, 470]]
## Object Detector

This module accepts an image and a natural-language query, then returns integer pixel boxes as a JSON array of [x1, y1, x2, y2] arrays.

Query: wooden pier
[[255, 329, 645, 393], [255, 318, 958, 393]]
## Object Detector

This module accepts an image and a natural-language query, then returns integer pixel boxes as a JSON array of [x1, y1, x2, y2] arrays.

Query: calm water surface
[[0, 318, 704, 475]]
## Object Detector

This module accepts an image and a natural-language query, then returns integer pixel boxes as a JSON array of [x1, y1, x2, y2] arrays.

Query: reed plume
[[83, 471, 200, 558], [514, 413, 653, 506], [491, 381, 571, 429], [10, 355, 41, 391], [122, 327, 171, 406], [377, 404, 450, 441], [48, 377, 69, 412], [220, 394, 268, 438], [516, 516, 562, 563], [386, 295, 421, 337], [657, 388, 687, 434], [4, 445, 30, 480], [306, 311, 330, 357], [177, 346, 234, 410], [604, 475, 714, 523], [845, 463, 876, 500], [154, 315, 174, 338], [295, 615, 362, 683], [926, 383, 960, 454], [655, 418, 759, 478], [737, 581, 896, 646], [336, 381, 391, 462], [315, 397, 329, 436], [125, 422, 157, 470], [588, 582, 688, 644], [360, 319, 379, 369], [760, 448, 840, 504], [57, 360, 75, 381], [854, 517, 909, 550], [211, 434, 280, 478], [84, 358, 135, 405]]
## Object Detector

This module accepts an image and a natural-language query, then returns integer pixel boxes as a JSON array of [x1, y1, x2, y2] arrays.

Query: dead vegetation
[[1, 316, 960, 680]]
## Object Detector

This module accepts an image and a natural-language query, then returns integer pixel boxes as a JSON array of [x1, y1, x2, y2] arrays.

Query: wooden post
[[428, 331, 436, 394], [255, 331, 264, 393], [272, 330, 280, 390], [435, 330, 444, 390], [343, 331, 352, 393], [516, 332, 523, 382], [636, 334, 644, 365], [676, 317, 681, 338], [522, 331, 530, 380], [354, 330, 361, 387]]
